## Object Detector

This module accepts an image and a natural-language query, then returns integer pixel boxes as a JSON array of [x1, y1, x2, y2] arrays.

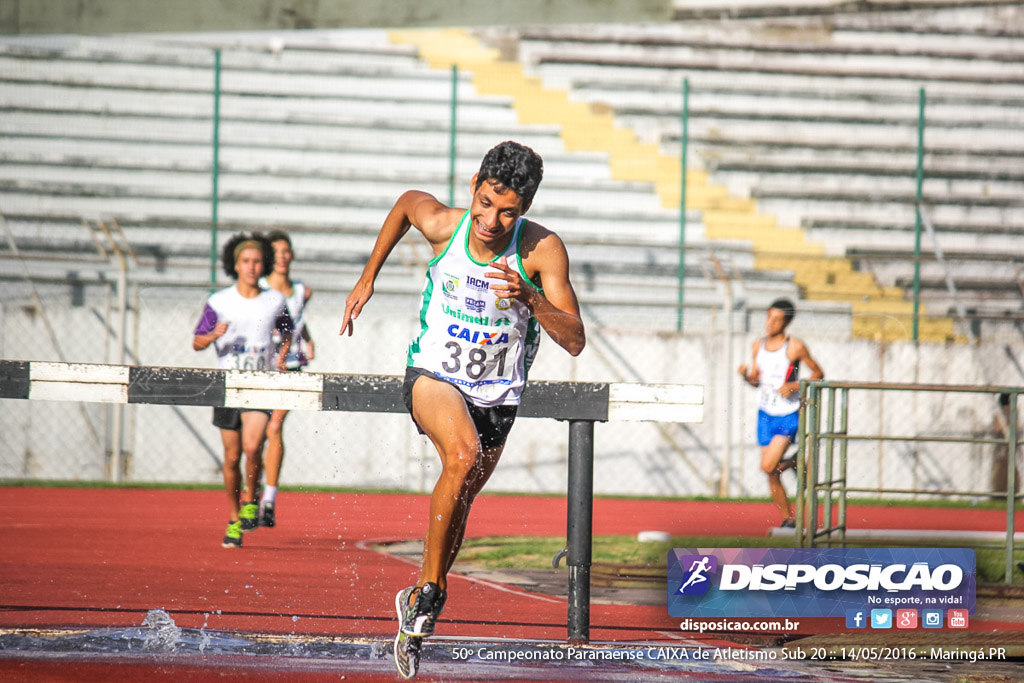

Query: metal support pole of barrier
[[209, 48, 222, 290], [567, 419, 594, 644], [795, 381, 808, 547], [1006, 392, 1018, 585], [447, 64, 458, 207], [838, 388, 849, 546]]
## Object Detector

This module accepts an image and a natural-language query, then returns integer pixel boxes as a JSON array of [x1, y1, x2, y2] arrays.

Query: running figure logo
[[676, 554, 719, 595]]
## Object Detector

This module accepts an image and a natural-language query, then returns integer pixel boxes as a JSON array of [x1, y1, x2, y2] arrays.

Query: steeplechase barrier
[[796, 379, 1022, 584], [0, 359, 703, 643]]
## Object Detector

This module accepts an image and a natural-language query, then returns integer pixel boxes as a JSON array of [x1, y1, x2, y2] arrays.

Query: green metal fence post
[[795, 380, 808, 547], [912, 87, 925, 341], [1007, 392, 1018, 585], [807, 382, 822, 545], [838, 388, 849, 546], [824, 386, 836, 545], [676, 77, 689, 333], [209, 48, 222, 289], [448, 64, 458, 207]]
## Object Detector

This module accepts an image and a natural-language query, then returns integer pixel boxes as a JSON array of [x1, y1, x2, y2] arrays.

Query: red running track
[[1, 487, 1019, 641]]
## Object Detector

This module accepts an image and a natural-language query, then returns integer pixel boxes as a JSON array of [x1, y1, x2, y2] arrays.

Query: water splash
[[198, 629, 212, 654], [141, 609, 181, 652]]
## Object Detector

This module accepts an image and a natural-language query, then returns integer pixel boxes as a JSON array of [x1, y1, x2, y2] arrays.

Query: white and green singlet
[[407, 211, 541, 408]]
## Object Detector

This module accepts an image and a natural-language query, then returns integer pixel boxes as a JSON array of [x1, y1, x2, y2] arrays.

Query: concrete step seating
[[1, 26, 966, 339], [3, 210, 828, 333], [494, 10, 1023, 341]]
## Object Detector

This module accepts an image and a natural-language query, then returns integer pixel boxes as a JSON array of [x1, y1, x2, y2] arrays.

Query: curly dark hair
[[221, 232, 273, 280], [474, 141, 544, 210]]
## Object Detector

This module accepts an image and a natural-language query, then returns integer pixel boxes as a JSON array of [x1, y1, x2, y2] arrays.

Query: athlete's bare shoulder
[[400, 191, 462, 247], [518, 220, 568, 276], [787, 336, 810, 358]]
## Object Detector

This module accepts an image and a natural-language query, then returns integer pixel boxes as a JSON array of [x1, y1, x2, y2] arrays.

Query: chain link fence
[[2, 30, 1022, 498], [2, 276, 1022, 499]]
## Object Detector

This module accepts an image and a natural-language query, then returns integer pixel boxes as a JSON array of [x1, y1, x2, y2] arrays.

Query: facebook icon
[[845, 609, 866, 629]]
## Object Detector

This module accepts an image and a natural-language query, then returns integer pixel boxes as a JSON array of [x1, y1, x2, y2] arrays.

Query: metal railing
[[796, 380, 1022, 584]]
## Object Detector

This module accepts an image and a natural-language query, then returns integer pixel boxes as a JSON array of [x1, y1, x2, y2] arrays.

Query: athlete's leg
[[411, 376, 488, 593], [263, 409, 288, 503], [239, 411, 270, 504], [444, 443, 504, 575], [220, 428, 243, 520], [761, 435, 794, 522]]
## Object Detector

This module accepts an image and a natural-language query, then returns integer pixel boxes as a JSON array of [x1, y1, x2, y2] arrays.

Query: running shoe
[[779, 518, 796, 529], [399, 582, 447, 637], [778, 455, 797, 472], [260, 502, 276, 528], [239, 501, 259, 532], [393, 583, 447, 679], [393, 625, 421, 679], [222, 520, 242, 548]]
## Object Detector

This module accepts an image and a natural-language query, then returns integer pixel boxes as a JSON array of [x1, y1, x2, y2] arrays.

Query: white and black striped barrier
[[0, 360, 703, 643]]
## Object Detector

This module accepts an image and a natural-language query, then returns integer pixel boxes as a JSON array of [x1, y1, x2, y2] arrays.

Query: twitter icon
[[870, 609, 892, 629]]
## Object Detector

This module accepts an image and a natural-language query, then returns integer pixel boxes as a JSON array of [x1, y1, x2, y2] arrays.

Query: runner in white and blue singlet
[[340, 142, 585, 680], [739, 298, 824, 529], [194, 233, 292, 549]]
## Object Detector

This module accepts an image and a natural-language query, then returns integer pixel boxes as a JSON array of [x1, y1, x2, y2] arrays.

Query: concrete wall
[[2, 0, 676, 35], [2, 288, 1021, 498]]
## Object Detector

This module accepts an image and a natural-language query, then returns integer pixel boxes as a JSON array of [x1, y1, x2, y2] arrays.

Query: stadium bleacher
[[493, 5, 1024, 340], [0, 29, 832, 334], [2, 5, 1021, 341]]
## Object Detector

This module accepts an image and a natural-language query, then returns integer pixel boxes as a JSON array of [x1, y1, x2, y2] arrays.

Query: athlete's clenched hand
[[486, 256, 536, 309]]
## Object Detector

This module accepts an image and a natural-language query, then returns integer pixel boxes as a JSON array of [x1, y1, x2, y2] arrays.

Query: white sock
[[262, 486, 277, 506]]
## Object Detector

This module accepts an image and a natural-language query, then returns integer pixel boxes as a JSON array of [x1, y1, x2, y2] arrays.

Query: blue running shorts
[[757, 410, 799, 447]]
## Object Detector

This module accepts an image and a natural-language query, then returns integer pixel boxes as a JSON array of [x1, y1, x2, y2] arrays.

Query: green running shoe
[[222, 520, 242, 548], [239, 501, 259, 532]]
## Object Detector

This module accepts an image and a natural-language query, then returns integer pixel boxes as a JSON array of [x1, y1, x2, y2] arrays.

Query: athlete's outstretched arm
[[340, 191, 454, 336]]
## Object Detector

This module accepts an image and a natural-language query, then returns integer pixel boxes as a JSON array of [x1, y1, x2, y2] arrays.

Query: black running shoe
[[260, 502, 276, 528], [399, 582, 447, 637]]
